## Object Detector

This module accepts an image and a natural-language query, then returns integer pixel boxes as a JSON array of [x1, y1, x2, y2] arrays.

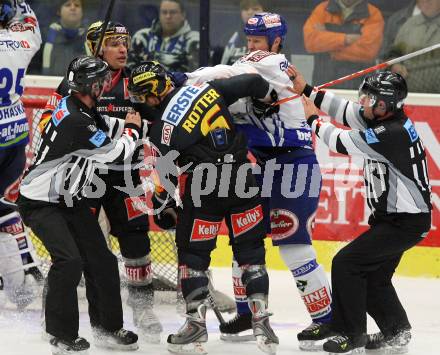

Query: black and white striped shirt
[[20, 95, 140, 206], [309, 90, 431, 215]]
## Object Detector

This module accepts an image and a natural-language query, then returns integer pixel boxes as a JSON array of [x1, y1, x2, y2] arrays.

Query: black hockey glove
[[167, 71, 188, 88], [252, 89, 280, 119], [152, 190, 177, 230]]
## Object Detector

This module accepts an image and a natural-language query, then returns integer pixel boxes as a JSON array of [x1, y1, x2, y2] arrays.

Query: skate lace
[[74, 337, 84, 344], [368, 332, 384, 344], [304, 322, 322, 332], [115, 329, 130, 338], [332, 335, 349, 344], [225, 313, 241, 325]]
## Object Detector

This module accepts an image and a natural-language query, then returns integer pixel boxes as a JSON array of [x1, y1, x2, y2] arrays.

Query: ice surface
[[1, 268, 439, 355]]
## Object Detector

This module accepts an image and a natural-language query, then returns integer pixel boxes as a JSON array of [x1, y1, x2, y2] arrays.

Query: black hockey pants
[[331, 212, 431, 338], [18, 200, 123, 341]]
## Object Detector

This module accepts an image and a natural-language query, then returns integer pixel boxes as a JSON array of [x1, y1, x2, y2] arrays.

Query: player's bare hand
[[125, 111, 141, 128], [286, 64, 306, 95], [301, 95, 319, 118]]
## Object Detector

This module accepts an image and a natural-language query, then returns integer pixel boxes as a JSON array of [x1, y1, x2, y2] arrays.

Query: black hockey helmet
[[66, 56, 111, 98], [0, 0, 16, 27], [359, 71, 408, 113], [85, 20, 130, 56], [127, 61, 173, 103]]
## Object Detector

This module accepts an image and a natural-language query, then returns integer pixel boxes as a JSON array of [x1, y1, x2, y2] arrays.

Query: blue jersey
[[187, 50, 312, 149]]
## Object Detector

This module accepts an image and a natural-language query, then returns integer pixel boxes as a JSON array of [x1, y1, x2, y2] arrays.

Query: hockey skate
[[297, 322, 336, 351], [127, 286, 163, 343], [49, 336, 90, 355], [92, 327, 139, 351], [323, 334, 367, 354], [249, 297, 279, 355], [365, 328, 411, 354], [167, 303, 208, 355], [219, 312, 255, 342]]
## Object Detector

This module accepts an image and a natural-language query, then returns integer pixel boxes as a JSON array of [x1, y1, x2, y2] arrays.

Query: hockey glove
[[252, 89, 280, 119], [152, 191, 177, 230], [167, 71, 188, 88]]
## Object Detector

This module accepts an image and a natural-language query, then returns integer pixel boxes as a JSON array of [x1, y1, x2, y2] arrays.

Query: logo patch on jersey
[[125, 196, 148, 220], [162, 85, 206, 126], [180, 88, 230, 135], [374, 126, 386, 135], [0, 218, 24, 235], [270, 209, 298, 241], [231, 205, 263, 237], [52, 98, 70, 126], [89, 129, 106, 147], [244, 50, 277, 63], [0, 39, 31, 50], [190, 219, 222, 242], [404, 119, 418, 142], [161, 123, 174, 146], [279, 60, 289, 71], [365, 128, 379, 144], [296, 130, 312, 142], [44, 92, 62, 111], [87, 125, 97, 132]]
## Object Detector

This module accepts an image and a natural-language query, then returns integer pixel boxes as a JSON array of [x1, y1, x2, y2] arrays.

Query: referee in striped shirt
[[287, 65, 431, 354]]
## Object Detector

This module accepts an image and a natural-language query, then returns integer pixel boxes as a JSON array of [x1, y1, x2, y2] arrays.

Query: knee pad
[[279, 244, 332, 322], [123, 254, 153, 287], [242, 264, 269, 299], [232, 237, 265, 266], [178, 265, 209, 312]]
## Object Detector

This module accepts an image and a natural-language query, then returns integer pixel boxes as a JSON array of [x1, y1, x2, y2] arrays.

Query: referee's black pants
[[331, 213, 431, 338], [18, 200, 123, 341]]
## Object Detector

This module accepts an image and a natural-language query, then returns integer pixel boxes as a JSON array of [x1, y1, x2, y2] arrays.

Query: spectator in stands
[[220, 0, 265, 65], [42, 0, 85, 76], [127, 0, 199, 72], [379, 0, 417, 60], [386, 0, 440, 93], [303, 0, 384, 89]]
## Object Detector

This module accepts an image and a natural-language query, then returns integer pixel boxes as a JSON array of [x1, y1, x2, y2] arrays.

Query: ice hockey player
[[288, 65, 431, 354], [18, 56, 139, 354], [127, 61, 279, 355], [0, 0, 44, 310], [185, 12, 333, 350]]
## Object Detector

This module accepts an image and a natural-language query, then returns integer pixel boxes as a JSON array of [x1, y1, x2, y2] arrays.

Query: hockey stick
[[274, 42, 440, 106], [93, 0, 117, 57], [207, 276, 226, 326]]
